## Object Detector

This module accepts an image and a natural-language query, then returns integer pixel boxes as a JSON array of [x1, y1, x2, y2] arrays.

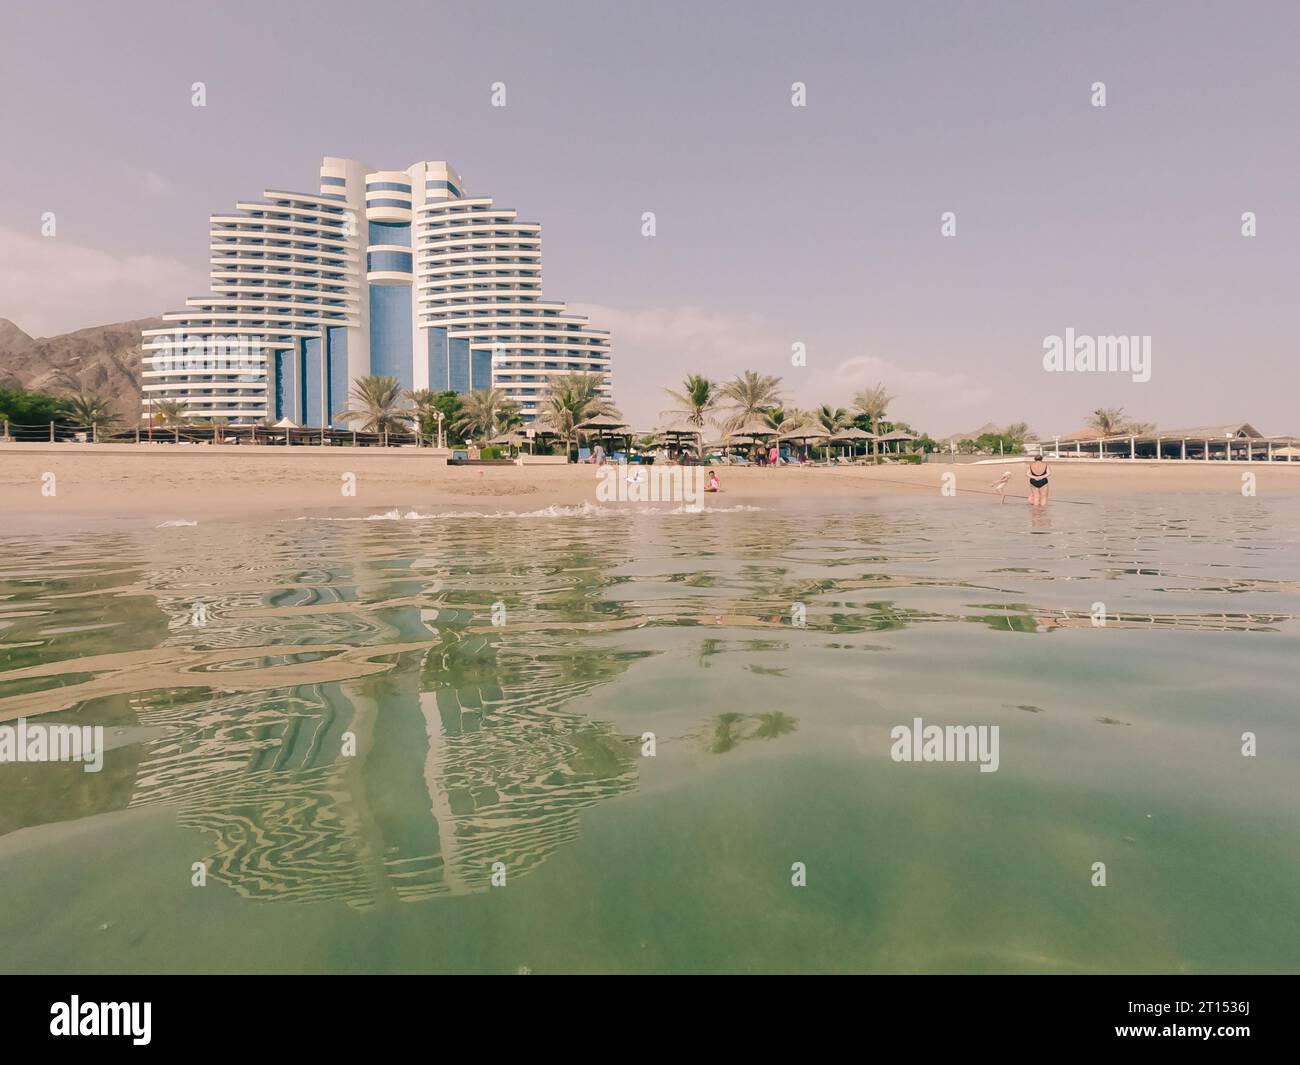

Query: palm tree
[[719, 370, 785, 432], [809, 405, 851, 460], [1004, 421, 1030, 448], [661, 374, 718, 432], [498, 403, 525, 433], [61, 392, 119, 436], [852, 382, 895, 459], [405, 389, 440, 440], [337, 375, 411, 436], [540, 372, 617, 461], [453, 387, 519, 445], [150, 399, 189, 427], [763, 406, 794, 432], [775, 406, 816, 430], [1087, 407, 1126, 435], [816, 405, 851, 434]]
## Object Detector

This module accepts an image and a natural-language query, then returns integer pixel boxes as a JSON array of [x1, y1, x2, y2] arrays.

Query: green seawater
[[1, 496, 1297, 973]]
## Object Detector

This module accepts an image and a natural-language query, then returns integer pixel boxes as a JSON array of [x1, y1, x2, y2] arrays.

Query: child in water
[[705, 472, 721, 493]]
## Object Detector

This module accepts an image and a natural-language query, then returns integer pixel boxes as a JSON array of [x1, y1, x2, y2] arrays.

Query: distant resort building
[[141, 157, 611, 426], [1044, 422, 1299, 461]]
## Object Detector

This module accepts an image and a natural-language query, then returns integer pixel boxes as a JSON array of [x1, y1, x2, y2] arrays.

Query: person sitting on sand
[[705, 472, 721, 493], [1027, 453, 1050, 506]]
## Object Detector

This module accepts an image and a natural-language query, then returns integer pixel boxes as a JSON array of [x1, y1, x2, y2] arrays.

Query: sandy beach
[[3, 443, 1299, 530]]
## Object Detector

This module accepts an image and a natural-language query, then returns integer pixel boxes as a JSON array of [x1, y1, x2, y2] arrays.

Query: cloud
[[573, 303, 995, 434], [0, 225, 202, 337]]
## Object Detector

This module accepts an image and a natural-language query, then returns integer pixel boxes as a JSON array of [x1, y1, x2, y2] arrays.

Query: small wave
[[297, 501, 766, 522], [156, 520, 199, 528]]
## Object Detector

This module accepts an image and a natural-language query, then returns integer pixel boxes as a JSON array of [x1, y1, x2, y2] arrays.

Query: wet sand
[[2, 444, 1298, 530]]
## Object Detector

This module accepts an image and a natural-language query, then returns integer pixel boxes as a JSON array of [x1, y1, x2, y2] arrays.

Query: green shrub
[[0, 386, 64, 426]]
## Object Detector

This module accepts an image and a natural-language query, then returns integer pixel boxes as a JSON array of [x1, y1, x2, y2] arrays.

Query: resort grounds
[[3, 443, 1300, 530]]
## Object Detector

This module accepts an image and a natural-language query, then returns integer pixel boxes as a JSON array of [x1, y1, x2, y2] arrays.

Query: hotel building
[[141, 157, 611, 425]]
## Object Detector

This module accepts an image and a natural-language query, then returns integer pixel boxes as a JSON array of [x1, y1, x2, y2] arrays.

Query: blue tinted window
[[366, 181, 411, 193], [274, 349, 295, 421], [368, 221, 411, 247], [425, 180, 463, 198], [366, 198, 411, 209], [321, 176, 347, 186], [449, 337, 470, 392], [471, 348, 492, 389], [367, 251, 413, 272], [302, 335, 323, 427], [369, 284, 412, 391], [327, 327, 348, 427], [427, 328, 448, 391]]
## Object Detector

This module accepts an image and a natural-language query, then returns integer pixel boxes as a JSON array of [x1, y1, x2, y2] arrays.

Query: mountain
[[947, 421, 1005, 442], [0, 316, 163, 421]]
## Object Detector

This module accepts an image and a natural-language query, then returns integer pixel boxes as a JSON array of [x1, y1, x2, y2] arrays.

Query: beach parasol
[[575, 413, 629, 458], [658, 419, 704, 460], [777, 426, 827, 442], [489, 429, 526, 454], [778, 425, 828, 462], [659, 419, 704, 437], [878, 429, 917, 455], [575, 414, 629, 431], [727, 415, 779, 439], [829, 427, 875, 442]]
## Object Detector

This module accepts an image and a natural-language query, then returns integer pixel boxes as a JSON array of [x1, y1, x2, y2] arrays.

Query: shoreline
[[2, 445, 1299, 532]]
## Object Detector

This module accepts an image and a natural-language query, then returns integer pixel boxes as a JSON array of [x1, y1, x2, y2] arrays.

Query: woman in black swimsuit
[[1027, 454, 1050, 506]]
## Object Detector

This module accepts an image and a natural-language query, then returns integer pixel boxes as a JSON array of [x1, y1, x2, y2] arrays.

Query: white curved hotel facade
[[141, 157, 611, 425]]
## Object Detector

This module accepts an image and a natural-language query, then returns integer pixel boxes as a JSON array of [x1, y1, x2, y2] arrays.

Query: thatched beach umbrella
[[489, 429, 526, 455], [521, 419, 561, 454], [778, 425, 828, 461], [658, 419, 703, 460], [575, 414, 629, 431], [829, 426, 875, 459], [878, 429, 917, 455], [659, 419, 702, 435], [724, 416, 779, 461], [778, 426, 826, 442], [829, 427, 875, 442], [573, 413, 629, 457], [727, 415, 779, 440]]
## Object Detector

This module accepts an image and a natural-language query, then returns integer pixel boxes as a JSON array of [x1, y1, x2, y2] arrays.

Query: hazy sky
[[2, 0, 1297, 436]]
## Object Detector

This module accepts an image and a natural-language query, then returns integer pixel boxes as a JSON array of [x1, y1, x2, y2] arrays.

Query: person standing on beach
[[768, 444, 779, 467], [1027, 453, 1050, 506]]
